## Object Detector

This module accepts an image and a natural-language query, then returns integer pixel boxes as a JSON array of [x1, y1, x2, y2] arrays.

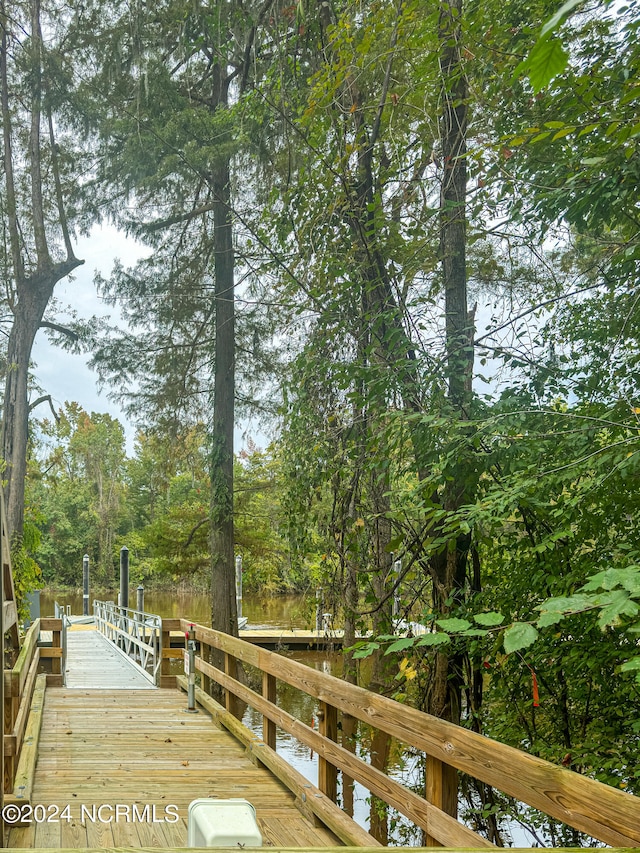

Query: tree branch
[[182, 516, 210, 551], [29, 394, 59, 421], [39, 320, 80, 342]]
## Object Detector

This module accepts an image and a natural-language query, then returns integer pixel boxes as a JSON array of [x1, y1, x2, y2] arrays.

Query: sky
[[30, 224, 146, 452]]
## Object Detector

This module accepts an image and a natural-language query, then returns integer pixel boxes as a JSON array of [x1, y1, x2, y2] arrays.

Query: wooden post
[[318, 700, 338, 803], [159, 621, 172, 689], [341, 713, 357, 817], [262, 672, 276, 750], [200, 639, 211, 696], [4, 671, 16, 794], [424, 754, 457, 846], [51, 627, 62, 679], [224, 652, 236, 713]]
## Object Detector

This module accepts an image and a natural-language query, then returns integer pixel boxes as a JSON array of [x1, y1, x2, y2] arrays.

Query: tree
[[33, 404, 127, 585], [66, 0, 280, 641], [0, 0, 83, 541]]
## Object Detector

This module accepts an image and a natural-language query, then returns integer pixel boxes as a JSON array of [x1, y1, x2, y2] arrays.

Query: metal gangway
[[93, 599, 162, 685]]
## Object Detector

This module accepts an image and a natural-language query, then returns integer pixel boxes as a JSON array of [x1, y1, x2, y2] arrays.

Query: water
[[40, 589, 312, 629]]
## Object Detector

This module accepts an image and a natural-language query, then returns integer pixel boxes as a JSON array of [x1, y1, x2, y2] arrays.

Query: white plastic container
[[187, 798, 263, 847]]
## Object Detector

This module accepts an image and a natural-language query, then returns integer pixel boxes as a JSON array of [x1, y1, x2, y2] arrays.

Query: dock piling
[[119, 546, 129, 609], [83, 554, 90, 616]]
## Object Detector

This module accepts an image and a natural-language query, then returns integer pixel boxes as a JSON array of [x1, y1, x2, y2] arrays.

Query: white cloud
[[31, 224, 147, 452]]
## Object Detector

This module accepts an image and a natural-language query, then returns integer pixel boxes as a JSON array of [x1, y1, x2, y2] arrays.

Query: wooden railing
[[160, 618, 640, 849], [4, 618, 63, 800]]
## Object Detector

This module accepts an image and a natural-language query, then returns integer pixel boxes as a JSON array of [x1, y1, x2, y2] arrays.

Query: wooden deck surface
[[65, 629, 155, 690], [170, 629, 346, 650], [6, 688, 341, 849]]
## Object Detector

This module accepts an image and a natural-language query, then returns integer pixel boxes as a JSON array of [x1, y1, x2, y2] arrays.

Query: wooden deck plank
[[34, 817, 62, 848], [7, 687, 342, 849], [84, 820, 115, 848], [59, 820, 89, 848], [64, 631, 154, 690]]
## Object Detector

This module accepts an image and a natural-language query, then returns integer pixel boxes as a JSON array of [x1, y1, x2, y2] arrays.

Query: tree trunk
[[422, 0, 473, 831], [367, 470, 394, 843], [3, 306, 41, 540], [0, 0, 82, 542], [209, 151, 237, 641], [2, 267, 79, 540], [209, 57, 238, 701]]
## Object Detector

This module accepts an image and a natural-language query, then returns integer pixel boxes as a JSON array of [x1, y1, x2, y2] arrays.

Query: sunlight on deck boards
[[6, 688, 341, 849], [64, 630, 155, 689]]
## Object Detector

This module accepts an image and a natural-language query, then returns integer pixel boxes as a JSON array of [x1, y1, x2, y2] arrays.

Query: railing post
[[160, 620, 172, 688], [341, 712, 358, 817], [201, 639, 211, 696], [83, 554, 90, 616], [51, 622, 62, 681], [224, 652, 237, 713], [186, 625, 198, 712], [119, 546, 129, 609], [4, 669, 17, 793], [318, 700, 338, 802], [262, 672, 276, 750], [424, 755, 458, 846]]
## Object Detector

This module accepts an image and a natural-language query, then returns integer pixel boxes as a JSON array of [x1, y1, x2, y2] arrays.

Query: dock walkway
[[7, 687, 341, 848], [65, 627, 155, 690]]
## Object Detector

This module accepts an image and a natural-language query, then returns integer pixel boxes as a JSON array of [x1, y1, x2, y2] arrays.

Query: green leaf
[[583, 567, 640, 595], [436, 617, 471, 632], [552, 126, 576, 140], [504, 622, 539, 654], [596, 590, 639, 629], [352, 642, 379, 659], [620, 656, 640, 672], [526, 36, 569, 92], [537, 609, 566, 628], [540, 0, 585, 37], [474, 611, 504, 627], [384, 637, 416, 655], [416, 633, 451, 647]]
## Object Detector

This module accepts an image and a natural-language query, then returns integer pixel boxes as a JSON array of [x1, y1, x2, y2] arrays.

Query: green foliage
[[234, 448, 296, 593], [11, 520, 44, 624], [30, 404, 127, 586]]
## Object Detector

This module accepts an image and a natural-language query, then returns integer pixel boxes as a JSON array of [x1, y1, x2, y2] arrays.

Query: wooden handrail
[[195, 652, 489, 847], [180, 619, 640, 848], [3, 617, 63, 798]]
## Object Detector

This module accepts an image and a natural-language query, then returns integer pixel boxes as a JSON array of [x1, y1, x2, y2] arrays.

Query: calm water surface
[[40, 588, 313, 629]]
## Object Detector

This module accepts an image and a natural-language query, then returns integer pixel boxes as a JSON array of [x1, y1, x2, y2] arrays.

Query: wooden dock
[[3, 608, 640, 852], [169, 628, 346, 651], [6, 688, 342, 848]]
